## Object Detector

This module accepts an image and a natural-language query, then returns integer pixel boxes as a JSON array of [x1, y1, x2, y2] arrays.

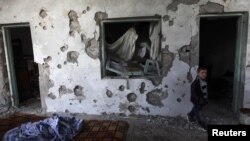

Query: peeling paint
[[48, 93, 56, 99], [119, 102, 129, 112], [68, 10, 81, 36], [67, 51, 79, 64], [149, 77, 163, 87], [178, 33, 198, 67], [162, 46, 174, 76], [94, 11, 108, 25], [146, 89, 168, 107], [200, 1, 224, 13], [85, 38, 99, 59], [167, 0, 200, 12], [163, 15, 170, 22]]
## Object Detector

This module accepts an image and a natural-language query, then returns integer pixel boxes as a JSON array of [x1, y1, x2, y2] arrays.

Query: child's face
[[197, 69, 207, 80]]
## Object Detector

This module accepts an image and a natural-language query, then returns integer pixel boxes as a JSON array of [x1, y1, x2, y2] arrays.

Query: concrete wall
[[0, 0, 249, 116]]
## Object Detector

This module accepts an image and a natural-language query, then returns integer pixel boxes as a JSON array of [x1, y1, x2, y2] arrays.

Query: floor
[[0, 99, 240, 141]]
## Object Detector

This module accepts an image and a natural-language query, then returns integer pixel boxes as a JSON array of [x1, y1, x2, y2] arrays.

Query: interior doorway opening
[[2, 24, 40, 107], [200, 17, 238, 110], [199, 12, 248, 124]]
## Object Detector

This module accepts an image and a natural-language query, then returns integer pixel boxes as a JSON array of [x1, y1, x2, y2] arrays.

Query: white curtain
[[106, 27, 138, 61], [149, 22, 160, 60]]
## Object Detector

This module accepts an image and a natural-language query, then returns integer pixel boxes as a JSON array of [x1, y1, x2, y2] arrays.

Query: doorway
[[200, 17, 237, 109], [2, 24, 40, 107], [199, 12, 248, 124]]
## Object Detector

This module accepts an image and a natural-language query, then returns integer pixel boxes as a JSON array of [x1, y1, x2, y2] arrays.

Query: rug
[[0, 113, 129, 141]]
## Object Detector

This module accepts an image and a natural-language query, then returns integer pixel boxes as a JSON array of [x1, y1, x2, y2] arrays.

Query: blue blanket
[[3, 114, 83, 141]]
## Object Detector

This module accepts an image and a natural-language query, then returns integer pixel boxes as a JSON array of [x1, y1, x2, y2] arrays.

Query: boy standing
[[188, 67, 208, 129]]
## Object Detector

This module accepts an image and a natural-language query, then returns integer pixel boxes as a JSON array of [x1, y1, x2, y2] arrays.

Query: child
[[188, 67, 208, 129]]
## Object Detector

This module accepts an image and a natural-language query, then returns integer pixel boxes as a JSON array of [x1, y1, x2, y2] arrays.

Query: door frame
[[198, 12, 249, 113], [1, 23, 31, 107]]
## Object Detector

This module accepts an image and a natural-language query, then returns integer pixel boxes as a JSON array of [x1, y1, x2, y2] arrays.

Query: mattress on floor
[[0, 113, 129, 141]]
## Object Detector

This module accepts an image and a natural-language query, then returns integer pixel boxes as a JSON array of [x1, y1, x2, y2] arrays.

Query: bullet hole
[[51, 25, 54, 28], [44, 56, 52, 63], [94, 11, 108, 25], [119, 85, 125, 91], [74, 85, 83, 96], [177, 98, 182, 103], [162, 36, 167, 42], [106, 89, 113, 98], [82, 10, 86, 14], [70, 103, 72, 105], [172, 89, 175, 93], [139, 82, 146, 94], [128, 105, 136, 112], [127, 93, 137, 102], [43, 26, 47, 30], [142, 107, 150, 113], [86, 6, 90, 11], [60, 44, 68, 52], [57, 64, 62, 69], [163, 15, 170, 22], [59, 85, 72, 96], [68, 10, 81, 37], [64, 61, 67, 65], [183, 80, 186, 84], [81, 33, 87, 44], [39, 9, 47, 18], [165, 85, 168, 88], [146, 89, 168, 107], [48, 93, 56, 100], [169, 19, 174, 26], [14, 16, 16, 18], [93, 99, 97, 103], [181, 94, 185, 98], [39, 22, 42, 26], [49, 79, 54, 88], [67, 51, 79, 64], [65, 109, 69, 113]]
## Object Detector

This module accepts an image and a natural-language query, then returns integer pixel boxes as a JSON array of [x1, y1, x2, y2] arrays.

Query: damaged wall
[[0, 0, 249, 116]]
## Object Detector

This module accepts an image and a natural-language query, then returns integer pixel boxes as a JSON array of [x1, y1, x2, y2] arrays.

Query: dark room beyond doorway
[[9, 27, 40, 106], [199, 17, 238, 110]]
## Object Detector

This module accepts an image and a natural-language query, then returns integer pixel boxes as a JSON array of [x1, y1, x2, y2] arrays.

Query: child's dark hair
[[197, 66, 207, 73]]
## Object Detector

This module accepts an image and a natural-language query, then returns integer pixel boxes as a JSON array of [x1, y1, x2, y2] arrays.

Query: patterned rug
[[0, 113, 129, 141]]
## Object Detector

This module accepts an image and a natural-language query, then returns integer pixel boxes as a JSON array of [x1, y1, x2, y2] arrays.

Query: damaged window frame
[[100, 16, 162, 79]]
